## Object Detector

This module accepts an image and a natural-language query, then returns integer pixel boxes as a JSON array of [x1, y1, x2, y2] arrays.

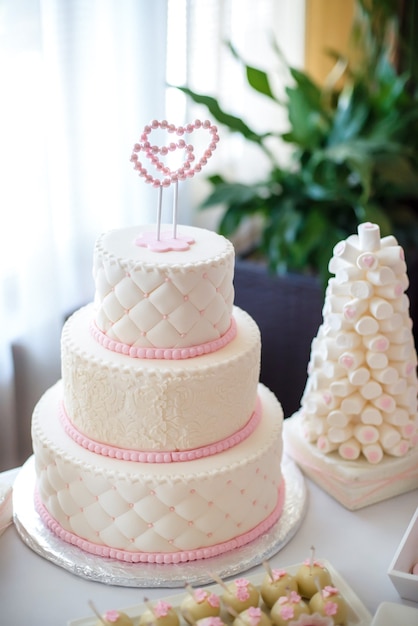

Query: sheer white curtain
[[0, 0, 304, 471], [0, 0, 168, 470]]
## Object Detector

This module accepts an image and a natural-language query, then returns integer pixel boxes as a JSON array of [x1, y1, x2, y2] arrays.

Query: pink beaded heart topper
[[130, 119, 219, 251]]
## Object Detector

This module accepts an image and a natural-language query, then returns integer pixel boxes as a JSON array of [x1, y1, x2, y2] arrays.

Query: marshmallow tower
[[300, 222, 418, 464]]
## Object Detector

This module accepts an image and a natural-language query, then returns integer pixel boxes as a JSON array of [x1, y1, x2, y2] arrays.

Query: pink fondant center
[[135, 230, 195, 252]]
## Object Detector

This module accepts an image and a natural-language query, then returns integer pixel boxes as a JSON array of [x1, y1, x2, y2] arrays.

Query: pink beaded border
[[34, 480, 285, 564], [90, 317, 237, 360], [59, 396, 262, 463]]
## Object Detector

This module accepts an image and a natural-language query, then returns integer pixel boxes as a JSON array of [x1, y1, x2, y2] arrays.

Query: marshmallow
[[401, 421, 417, 439], [325, 312, 348, 331], [393, 360, 417, 378], [338, 438, 361, 460], [329, 425, 354, 443], [365, 350, 388, 370], [372, 366, 399, 385], [349, 367, 370, 386], [375, 282, 404, 299], [357, 252, 378, 271], [358, 222, 381, 251], [335, 331, 362, 349], [384, 327, 410, 344], [341, 393, 366, 414], [305, 392, 336, 416], [378, 313, 403, 333], [390, 259, 407, 276], [339, 350, 364, 370], [375, 245, 404, 266], [372, 394, 396, 413], [367, 266, 396, 286], [350, 280, 374, 299], [393, 293, 410, 313], [322, 361, 346, 379], [330, 378, 355, 397], [355, 316, 379, 335], [333, 239, 360, 264], [332, 265, 364, 284], [327, 410, 350, 427], [369, 297, 394, 320], [384, 378, 407, 395], [316, 435, 339, 454], [361, 407, 383, 425], [380, 234, 398, 248], [343, 298, 368, 322], [327, 278, 351, 297], [398, 387, 418, 412], [354, 423, 379, 444], [399, 272, 410, 291], [362, 443, 384, 464], [384, 439, 410, 457], [379, 423, 402, 448], [384, 408, 409, 426], [360, 380, 383, 400], [318, 338, 344, 361], [363, 334, 389, 352]]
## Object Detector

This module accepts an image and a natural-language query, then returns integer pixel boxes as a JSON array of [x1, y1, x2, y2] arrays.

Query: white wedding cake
[[31, 223, 285, 563]]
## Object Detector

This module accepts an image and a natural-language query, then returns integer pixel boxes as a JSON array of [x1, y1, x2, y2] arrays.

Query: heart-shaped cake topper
[[130, 119, 219, 250], [130, 119, 219, 188]]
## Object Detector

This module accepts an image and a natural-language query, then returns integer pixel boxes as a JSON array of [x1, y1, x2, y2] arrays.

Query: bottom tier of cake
[[32, 382, 284, 564]]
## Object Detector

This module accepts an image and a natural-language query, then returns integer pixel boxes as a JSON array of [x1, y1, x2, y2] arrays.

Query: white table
[[0, 466, 416, 626]]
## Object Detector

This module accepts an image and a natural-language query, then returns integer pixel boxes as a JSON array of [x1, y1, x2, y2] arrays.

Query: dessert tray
[[370, 601, 418, 626], [69, 561, 373, 625], [13, 454, 307, 587]]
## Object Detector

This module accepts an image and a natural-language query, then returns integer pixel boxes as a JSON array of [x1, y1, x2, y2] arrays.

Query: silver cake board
[[13, 455, 307, 588]]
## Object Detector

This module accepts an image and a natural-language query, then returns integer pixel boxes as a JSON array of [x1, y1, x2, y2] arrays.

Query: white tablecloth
[[0, 466, 416, 625]]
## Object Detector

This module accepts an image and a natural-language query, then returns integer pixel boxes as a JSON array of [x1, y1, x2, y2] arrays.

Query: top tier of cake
[[92, 224, 235, 352]]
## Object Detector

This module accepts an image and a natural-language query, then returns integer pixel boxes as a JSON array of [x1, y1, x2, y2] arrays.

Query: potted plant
[[177, 0, 418, 415]]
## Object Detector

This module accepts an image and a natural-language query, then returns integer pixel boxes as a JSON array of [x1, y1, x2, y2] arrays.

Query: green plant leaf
[[201, 181, 263, 208], [175, 86, 267, 144], [246, 66, 277, 101]]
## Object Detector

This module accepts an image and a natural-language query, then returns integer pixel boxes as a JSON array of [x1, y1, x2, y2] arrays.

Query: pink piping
[[90, 318, 237, 360], [34, 480, 285, 564], [59, 397, 262, 463]]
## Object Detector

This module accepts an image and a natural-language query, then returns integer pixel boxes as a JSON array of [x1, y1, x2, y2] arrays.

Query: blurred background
[[1, 0, 416, 471]]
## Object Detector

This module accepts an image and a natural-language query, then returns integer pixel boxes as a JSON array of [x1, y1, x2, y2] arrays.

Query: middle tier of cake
[[61, 304, 260, 452]]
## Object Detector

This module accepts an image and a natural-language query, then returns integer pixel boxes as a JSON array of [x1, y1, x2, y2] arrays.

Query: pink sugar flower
[[324, 601, 338, 617], [235, 578, 250, 601], [272, 568, 287, 581], [194, 589, 207, 603], [104, 610, 121, 623], [154, 601, 171, 617], [207, 593, 220, 608], [247, 607, 262, 626], [280, 606, 296, 620], [322, 586, 338, 598]]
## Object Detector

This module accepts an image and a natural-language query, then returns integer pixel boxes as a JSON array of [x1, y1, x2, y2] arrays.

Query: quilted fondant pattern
[[93, 226, 235, 349], [32, 382, 284, 556]]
